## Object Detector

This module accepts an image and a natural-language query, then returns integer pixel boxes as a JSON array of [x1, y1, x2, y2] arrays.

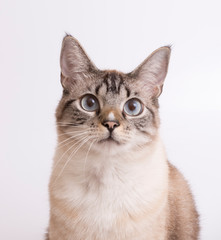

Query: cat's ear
[[60, 35, 97, 89], [131, 46, 171, 97]]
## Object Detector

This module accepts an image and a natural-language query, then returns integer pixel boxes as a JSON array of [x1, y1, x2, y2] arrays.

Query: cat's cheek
[[111, 126, 129, 144], [97, 123, 106, 132], [97, 124, 110, 138]]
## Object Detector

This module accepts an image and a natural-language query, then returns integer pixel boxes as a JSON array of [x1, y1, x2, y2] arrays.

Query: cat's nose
[[102, 120, 120, 132]]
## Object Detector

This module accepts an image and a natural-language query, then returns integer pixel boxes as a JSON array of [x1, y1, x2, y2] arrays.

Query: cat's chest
[[51, 159, 168, 240], [52, 184, 167, 240], [55, 165, 150, 217], [55, 155, 164, 210], [50, 144, 168, 239]]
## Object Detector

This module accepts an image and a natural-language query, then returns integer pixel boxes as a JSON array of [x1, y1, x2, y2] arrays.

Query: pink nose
[[102, 121, 120, 132]]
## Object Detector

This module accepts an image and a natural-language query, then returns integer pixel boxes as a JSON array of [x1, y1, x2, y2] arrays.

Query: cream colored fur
[[49, 134, 169, 240]]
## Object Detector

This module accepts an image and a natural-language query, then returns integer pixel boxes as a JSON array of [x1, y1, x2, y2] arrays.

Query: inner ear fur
[[130, 46, 171, 97], [60, 34, 98, 90]]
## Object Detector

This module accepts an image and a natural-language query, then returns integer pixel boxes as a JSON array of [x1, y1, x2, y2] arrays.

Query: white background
[[0, 0, 221, 239]]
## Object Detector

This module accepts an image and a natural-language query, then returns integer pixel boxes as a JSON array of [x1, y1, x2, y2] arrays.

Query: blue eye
[[81, 94, 99, 112], [123, 98, 143, 116]]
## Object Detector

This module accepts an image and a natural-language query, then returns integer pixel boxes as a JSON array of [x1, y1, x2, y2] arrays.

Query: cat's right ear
[[60, 35, 97, 90]]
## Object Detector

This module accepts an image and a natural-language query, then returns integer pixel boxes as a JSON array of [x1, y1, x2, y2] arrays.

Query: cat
[[46, 35, 199, 240]]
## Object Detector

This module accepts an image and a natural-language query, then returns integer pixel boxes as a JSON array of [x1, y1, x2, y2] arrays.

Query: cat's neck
[[84, 136, 168, 188], [52, 134, 168, 193]]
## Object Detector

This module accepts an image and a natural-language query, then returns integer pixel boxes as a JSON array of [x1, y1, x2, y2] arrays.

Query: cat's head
[[56, 35, 170, 154]]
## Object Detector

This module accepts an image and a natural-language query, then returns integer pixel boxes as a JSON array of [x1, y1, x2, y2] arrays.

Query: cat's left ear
[[131, 46, 171, 97]]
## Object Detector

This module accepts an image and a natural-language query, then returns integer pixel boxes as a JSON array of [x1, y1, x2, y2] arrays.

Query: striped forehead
[[95, 72, 130, 98]]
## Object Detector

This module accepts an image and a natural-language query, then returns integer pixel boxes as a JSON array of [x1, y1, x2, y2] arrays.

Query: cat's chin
[[93, 135, 134, 157], [98, 136, 121, 145]]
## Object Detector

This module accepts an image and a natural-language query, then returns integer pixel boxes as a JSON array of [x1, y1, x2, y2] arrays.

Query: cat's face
[[56, 35, 170, 154]]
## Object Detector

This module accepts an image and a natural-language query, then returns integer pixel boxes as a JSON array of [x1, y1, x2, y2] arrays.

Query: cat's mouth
[[99, 135, 120, 145]]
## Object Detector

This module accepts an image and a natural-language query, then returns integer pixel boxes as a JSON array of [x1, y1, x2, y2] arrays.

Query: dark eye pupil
[[86, 97, 95, 107], [128, 100, 137, 111]]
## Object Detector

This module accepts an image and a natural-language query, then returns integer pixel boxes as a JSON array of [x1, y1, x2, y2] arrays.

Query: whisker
[[57, 135, 89, 150], [56, 122, 88, 127], [57, 133, 94, 150], [57, 132, 88, 148], [83, 138, 97, 178], [53, 136, 93, 185], [56, 121, 88, 124], [53, 135, 89, 171], [57, 130, 89, 137]]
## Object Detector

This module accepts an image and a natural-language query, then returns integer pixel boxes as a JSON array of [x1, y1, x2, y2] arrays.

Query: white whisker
[[57, 130, 89, 137], [83, 138, 97, 178], [52, 136, 93, 186], [53, 135, 89, 171], [56, 122, 88, 127], [57, 132, 88, 148]]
